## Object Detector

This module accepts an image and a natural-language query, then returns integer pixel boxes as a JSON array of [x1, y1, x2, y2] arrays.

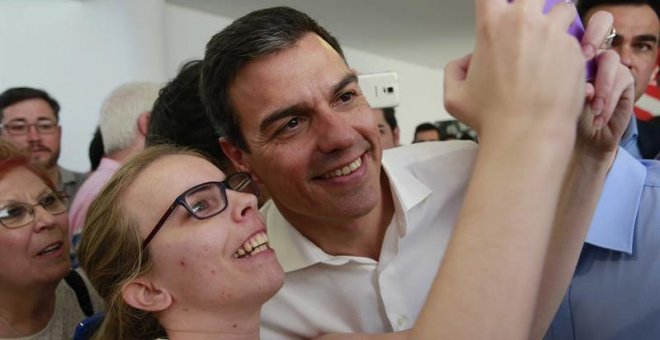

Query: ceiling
[[167, 0, 477, 70]]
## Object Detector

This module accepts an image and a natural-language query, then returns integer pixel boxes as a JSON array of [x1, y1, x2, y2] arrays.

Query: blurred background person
[[0, 87, 85, 205], [146, 60, 270, 205], [412, 122, 442, 143], [579, 0, 660, 159], [87, 127, 104, 173], [69, 82, 160, 252], [373, 107, 400, 149]]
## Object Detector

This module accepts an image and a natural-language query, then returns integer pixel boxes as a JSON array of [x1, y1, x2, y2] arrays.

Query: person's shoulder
[[383, 141, 478, 169], [59, 166, 87, 183]]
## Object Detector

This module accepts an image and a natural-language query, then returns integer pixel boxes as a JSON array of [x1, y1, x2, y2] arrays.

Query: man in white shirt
[[200, 6, 632, 339]]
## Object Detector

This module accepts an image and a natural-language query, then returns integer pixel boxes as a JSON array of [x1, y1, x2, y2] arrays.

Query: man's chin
[[30, 154, 57, 169]]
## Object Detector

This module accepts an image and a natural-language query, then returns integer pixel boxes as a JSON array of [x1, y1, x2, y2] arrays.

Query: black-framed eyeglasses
[[0, 192, 68, 229], [0, 119, 58, 136], [141, 172, 259, 249]]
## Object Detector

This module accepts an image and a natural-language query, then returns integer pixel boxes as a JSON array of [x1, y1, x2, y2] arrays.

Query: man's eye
[[338, 91, 355, 103], [7, 124, 27, 132], [37, 122, 56, 131], [285, 117, 300, 129], [633, 43, 653, 52]]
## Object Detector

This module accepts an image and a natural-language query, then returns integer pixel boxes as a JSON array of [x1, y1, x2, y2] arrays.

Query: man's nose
[[614, 45, 634, 69], [315, 109, 357, 154], [26, 124, 41, 141]]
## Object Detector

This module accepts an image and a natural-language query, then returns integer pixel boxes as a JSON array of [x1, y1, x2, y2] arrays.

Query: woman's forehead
[[129, 155, 225, 202], [0, 167, 49, 202]]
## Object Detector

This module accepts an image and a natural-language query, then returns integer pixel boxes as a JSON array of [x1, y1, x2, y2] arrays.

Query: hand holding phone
[[358, 72, 400, 109], [509, 0, 596, 79]]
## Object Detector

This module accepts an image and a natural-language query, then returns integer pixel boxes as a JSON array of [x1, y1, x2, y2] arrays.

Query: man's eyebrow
[[259, 104, 305, 135], [258, 73, 359, 134], [633, 34, 659, 44], [331, 73, 359, 97], [6, 118, 27, 123]]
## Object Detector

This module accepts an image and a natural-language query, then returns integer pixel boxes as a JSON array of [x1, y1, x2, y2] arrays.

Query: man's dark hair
[[577, 0, 659, 21], [147, 60, 232, 171], [382, 107, 398, 131], [88, 126, 104, 171], [201, 6, 344, 151], [413, 122, 442, 142], [0, 87, 60, 121]]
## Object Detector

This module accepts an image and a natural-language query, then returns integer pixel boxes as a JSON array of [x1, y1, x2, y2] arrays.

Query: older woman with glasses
[[0, 140, 101, 339]]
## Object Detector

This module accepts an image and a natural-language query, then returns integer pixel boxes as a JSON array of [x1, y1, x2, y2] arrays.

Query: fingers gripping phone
[[509, 0, 596, 79], [358, 72, 401, 109]]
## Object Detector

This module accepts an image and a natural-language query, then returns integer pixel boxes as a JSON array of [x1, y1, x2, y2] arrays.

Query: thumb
[[444, 54, 472, 122]]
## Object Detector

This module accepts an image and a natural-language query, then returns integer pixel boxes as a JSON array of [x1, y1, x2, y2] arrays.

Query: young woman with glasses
[[0, 140, 102, 338]]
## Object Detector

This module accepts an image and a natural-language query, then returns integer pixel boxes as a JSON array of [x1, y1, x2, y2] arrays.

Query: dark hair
[[147, 60, 232, 172], [381, 107, 398, 131], [577, 0, 659, 21], [0, 87, 60, 122], [201, 6, 344, 151], [89, 127, 105, 172], [413, 122, 442, 142]]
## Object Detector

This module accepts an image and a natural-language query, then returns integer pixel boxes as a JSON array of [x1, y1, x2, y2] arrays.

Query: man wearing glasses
[[0, 87, 85, 205]]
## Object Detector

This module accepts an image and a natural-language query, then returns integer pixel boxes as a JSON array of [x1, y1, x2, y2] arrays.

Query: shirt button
[[397, 315, 409, 327]]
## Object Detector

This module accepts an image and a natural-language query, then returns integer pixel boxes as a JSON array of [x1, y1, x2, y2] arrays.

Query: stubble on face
[[1, 99, 61, 170]]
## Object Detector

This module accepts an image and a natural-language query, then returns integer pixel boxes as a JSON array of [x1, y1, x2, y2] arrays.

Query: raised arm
[[530, 13, 635, 338], [319, 0, 599, 339]]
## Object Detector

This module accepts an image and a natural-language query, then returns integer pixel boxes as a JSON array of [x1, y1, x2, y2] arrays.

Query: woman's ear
[[122, 277, 172, 312]]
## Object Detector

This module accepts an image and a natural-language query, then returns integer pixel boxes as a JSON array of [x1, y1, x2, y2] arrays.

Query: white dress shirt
[[260, 141, 478, 339]]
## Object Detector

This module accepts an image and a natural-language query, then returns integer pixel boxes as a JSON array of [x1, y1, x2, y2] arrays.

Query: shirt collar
[[381, 150, 433, 237], [97, 157, 121, 171], [265, 157, 432, 273], [585, 148, 646, 254], [621, 115, 639, 146]]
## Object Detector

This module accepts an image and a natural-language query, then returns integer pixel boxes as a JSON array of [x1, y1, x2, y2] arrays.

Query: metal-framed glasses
[[142, 172, 260, 249], [0, 192, 68, 229], [0, 119, 58, 136]]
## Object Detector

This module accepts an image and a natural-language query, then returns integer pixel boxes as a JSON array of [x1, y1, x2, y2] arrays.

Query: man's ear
[[219, 137, 252, 173], [122, 277, 172, 312], [137, 111, 151, 137]]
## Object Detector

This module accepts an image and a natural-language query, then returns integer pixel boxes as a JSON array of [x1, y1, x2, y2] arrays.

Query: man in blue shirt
[[579, 0, 660, 159], [546, 3, 660, 337], [546, 149, 660, 339]]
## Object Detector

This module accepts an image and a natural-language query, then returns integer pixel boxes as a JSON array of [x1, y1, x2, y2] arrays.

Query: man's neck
[[45, 165, 60, 187], [281, 170, 395, 260], [107, 139, 144, 164]]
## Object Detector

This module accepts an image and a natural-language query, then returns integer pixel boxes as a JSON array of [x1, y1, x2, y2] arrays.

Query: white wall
[[0, 1, 473, 173], [0, 0, 167, 172], [164, 4, 474, 144]]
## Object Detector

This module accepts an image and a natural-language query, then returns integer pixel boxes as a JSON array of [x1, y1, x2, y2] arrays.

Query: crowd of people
[[0, 0, 658, 339]]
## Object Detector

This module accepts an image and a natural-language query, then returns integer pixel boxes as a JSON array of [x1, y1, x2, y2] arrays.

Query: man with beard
[[0, 87, 85, 205]]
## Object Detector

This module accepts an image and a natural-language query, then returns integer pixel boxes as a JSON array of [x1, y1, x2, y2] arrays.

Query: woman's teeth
[[234, 232, 270, 258]]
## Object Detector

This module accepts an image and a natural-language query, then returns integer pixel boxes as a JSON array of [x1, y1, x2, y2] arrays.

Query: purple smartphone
[[510, 0, 596, 79]]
